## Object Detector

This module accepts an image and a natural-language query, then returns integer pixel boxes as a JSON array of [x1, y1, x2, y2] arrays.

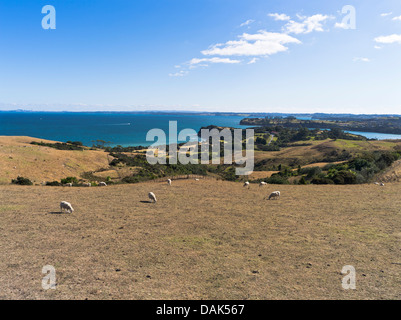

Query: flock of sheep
[[59, 178, 281, 214], [63, 182, 107, 187], [57, 177, 390, 213], [243, 181, 281, 200]]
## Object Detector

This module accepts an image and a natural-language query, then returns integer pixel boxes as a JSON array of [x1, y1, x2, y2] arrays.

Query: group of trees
[[30, 141, 84, 151], [241, 116, 401, 135], [253, 126, 365, 152], [253, 151, 401, 185]]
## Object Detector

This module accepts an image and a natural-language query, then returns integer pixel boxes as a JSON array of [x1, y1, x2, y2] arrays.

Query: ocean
[[344, 131, 401, 140], [1, 112, 401, 147], [0, 112, 249, 147]]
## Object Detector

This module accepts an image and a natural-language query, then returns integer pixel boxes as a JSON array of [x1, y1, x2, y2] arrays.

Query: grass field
[[0, 180, 400, 300], [0, 136, 110, 185]]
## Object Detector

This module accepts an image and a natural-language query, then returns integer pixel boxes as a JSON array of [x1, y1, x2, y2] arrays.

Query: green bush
[[30, 141, 84, 151], [298, 176, 307, 185], [61, 177, 79, 185], [311, 177, 334, 184], [300, 166, 322, 178], [46, 181, 61, 186], [11, 176, 33, 186], [267, 174, 289, 185]]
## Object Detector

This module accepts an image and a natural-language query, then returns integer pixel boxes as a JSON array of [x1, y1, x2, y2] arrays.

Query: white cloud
[[381, 12, 393, 17], [189, 57, 241, 65], [392, 15, 401, 21], [247, 58, 259, 64], [201, 31, 301, 57], [374, 34, 401, 44], [169, 70, 188, 77], [240, 19, 255, 27], [284, 14, 332, 34], [334, 22, 348, 29], [374, 45, 382, 49], [353, 57, 370, 63], [268, 13, 291, 21], [171, 12, 332, 74]]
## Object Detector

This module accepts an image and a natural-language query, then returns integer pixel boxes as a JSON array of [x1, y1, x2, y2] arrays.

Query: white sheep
[[195, 179, 200, 181], [83, 182, 91, 187], [60, 201, 74, 213], [380, 183, 385, 187], [64, 183, 73, 187], [148, 192, 157, 203], [99, 182, 107, 187], [259, 182, 267, 187], [243, 181, 250, 189], [267, 191, 281, 200], [167, 179, 172, 186]]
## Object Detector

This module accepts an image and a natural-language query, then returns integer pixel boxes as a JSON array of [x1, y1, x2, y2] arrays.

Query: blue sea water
[[1, 112, 400, 147], [344, 131, 401, 140], [0, 112, 249, 147]]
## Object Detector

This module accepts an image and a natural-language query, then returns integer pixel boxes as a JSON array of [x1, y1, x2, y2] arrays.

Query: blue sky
[[0, 0, 400, 113]]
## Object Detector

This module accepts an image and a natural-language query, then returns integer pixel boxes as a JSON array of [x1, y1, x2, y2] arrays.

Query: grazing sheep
[[60, 201, 74, 213], [374, 182, 380, 185], [83, 182, 91, 187], [148, 192, 157, 203], [259, 182, 267, 187], [243, 181, 250, 189], [195, 178, 200, 181], [167, 179, 172, 186], [64, 183, 73, 187], [99, 182, 107, 187], [380, 183, 385, 187], [267, 191, 281, 200]]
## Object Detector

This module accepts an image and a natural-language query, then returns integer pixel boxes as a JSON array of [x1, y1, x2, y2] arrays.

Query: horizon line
[[1, 109, 401, 116]]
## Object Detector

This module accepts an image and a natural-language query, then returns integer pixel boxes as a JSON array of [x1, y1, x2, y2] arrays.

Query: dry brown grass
[[0, 136, 111, 185], [0, 180, 400, 300], [377, 160, 401, 183], [248, 171, 278, 180], [254, 139, 401, 168]]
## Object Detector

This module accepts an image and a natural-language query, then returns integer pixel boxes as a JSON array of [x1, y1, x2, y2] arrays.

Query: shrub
[[311, 177, 334, 185], [332, 170, 357, 185], [30, 141, 84, 151], [300, 166, 322, 177], [61, 177, 79, 185], [11, 176, 33, 186], [267, 174, 289, 185], [46, 181, 61, 186], [256, 137, 267, 145], [298, 176, 307, 185]]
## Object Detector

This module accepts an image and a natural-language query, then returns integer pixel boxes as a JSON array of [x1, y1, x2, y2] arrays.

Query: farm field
[[0, 180, 400, 300]]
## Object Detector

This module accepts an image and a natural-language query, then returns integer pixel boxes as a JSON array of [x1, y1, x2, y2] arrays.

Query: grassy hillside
[[0, 136, 111, 185], [1, 136, 401, 185], [254, 138, 401, 169], [0, 180, 400, 299]]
